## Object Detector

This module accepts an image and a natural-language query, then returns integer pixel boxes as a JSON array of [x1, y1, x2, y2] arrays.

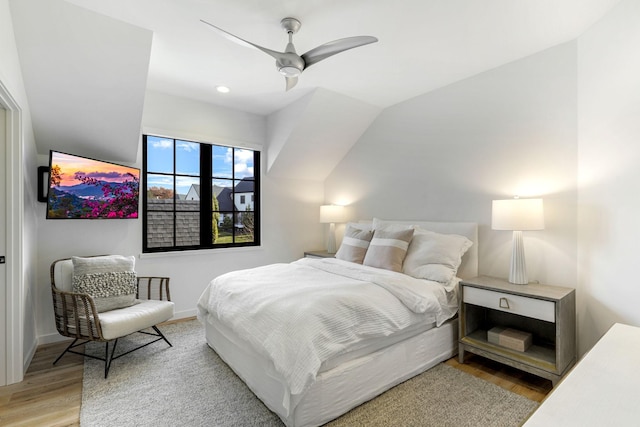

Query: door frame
[[0, 79, 24, 386]]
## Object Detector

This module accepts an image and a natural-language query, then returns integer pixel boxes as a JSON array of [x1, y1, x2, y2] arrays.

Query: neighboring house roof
[[235, 177, 254, 193], [186, 181, 253, 210], [216, 187, 235, 211], [212, 185, 225, 197]]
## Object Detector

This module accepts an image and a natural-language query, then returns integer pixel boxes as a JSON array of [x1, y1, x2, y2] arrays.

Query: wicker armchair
[[51, 256, 175, 378]]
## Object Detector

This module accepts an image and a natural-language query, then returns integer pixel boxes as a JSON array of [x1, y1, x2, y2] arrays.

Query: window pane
[[213, 212, 234, 245], [176, 140, 200, 175], [213, 178, 233, 210], [212, 178, 233, 245], [235, 212, 255, 243], [179, 176, 201, 202], [212, 145, 232, 178], [147, 210, 174, 248], [146, 136, 174, 174], [147, 174, 174, 200], [234, 178, 254, 212], [235, 148, 254, 179], [176, 212, 200, 246]]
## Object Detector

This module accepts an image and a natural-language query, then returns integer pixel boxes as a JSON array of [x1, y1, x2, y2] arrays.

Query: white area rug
[[81, 320, 538, 426]]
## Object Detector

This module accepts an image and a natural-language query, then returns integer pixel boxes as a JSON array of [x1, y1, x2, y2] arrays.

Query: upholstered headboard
[[358, 220, 478, 279]]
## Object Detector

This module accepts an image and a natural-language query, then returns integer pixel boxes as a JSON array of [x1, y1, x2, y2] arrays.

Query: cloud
[[151, 139, 173, 149], [177, 141, 198, 152], [233, 149, 254, 178], [76, 170, 134, 182]]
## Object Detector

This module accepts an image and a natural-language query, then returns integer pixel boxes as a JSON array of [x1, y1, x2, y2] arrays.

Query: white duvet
[[196, 257, 458, 410]]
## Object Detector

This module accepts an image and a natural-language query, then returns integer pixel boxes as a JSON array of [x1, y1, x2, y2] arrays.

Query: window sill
[[138, 245, 263, 259]]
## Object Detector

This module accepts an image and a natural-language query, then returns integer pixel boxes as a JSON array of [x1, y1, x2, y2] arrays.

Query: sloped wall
[[326, 42, 578, 291]]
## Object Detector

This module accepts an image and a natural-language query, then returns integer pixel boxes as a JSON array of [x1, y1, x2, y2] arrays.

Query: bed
[[197, 219, 478, 427]]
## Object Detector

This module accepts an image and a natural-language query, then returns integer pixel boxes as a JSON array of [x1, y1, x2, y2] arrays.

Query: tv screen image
[[46, 151, 140, 219]]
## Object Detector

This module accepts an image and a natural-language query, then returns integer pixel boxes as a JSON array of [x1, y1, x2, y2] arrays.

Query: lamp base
[[509, 230, 528, 285], [327, 222, 337, 254]]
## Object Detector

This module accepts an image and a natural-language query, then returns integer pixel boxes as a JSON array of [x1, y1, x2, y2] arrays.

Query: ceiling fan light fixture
[[278, 66, 301, 77]]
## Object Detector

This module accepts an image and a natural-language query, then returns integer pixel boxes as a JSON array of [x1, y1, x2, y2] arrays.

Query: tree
[[50, 164, 62, 186], [47, 164, 63, 212], [242, 206, 254, 239], [147, 186, 174, 200], [212, 194, 220, 243], [74, 172, 139, 218]]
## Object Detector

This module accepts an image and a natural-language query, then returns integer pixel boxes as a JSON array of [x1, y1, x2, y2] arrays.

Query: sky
[[146, 135, 254, 195], [51, 151, 139, 187]]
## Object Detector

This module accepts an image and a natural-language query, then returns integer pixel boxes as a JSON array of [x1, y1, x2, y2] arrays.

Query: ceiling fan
[[201, 17, 378, 91]]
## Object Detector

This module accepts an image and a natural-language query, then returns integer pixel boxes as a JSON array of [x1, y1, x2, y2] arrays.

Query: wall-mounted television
[[46, 150, 140, 219]]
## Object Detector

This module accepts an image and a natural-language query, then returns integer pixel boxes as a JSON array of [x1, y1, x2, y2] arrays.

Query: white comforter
[[197, 258, 458, 407]]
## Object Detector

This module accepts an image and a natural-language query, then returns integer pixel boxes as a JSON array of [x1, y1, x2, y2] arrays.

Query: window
[[143, 135, 260, 252]]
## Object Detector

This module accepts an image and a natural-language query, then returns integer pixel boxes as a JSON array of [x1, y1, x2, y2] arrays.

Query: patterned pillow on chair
[[72, 255, 138, 312]]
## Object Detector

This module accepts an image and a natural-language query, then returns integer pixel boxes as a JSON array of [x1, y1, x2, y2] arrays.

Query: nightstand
[[458, 276, 576, 385], [303, 250, 335, 258]]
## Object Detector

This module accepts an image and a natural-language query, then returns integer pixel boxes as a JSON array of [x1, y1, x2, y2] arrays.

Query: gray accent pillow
[[72, 255, 137, 312], [363, 228, 415, 272], [336, 225, 374, 264]]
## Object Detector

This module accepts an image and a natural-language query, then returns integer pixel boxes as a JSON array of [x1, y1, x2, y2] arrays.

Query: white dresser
[[524, 323, 640, 426]]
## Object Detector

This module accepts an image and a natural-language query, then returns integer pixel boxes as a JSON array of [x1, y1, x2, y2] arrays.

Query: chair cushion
[[54, 259, 75, 292], [98, 299, 175, 340]]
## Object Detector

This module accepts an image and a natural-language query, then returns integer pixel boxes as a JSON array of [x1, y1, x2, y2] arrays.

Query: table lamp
[[492, 198, 544, 285], [320, 205, 345, 254]]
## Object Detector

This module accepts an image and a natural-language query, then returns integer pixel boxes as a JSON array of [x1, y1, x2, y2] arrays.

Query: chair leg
[[54, 327, 170, 378], [153, 325, 173, 347], [104, 339, 119, 378], [53, 338, 79, 365]]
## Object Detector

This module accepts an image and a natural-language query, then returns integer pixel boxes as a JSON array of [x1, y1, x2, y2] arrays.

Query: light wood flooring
[[1, 322, 552, 427]]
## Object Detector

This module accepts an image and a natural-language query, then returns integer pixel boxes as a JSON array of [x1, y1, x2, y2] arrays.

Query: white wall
[[35, 90, 324, 343], [1, 0, 39, 378], [24, 0, 640, 361], [326, 42, 578, 291], [577, 0, 640, 354]]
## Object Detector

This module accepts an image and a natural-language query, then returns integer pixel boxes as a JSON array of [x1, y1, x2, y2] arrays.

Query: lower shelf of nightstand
[[460, 329, 563, 384]]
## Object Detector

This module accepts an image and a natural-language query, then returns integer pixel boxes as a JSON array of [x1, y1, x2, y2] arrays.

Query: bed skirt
[[203, 316, 458, 427]]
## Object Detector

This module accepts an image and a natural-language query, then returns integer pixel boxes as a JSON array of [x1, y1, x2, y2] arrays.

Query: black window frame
[[142, 134, 260, 253]]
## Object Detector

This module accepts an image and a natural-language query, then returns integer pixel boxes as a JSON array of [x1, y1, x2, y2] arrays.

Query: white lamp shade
[[492, 199, 544, 231], [319, 205, 345, 224]]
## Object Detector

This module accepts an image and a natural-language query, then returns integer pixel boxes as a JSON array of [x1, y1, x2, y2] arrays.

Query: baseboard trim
[[23, 339, 37, 375]]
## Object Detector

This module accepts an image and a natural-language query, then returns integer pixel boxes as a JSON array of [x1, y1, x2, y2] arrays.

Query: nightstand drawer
[[463, 286, 555, 323]]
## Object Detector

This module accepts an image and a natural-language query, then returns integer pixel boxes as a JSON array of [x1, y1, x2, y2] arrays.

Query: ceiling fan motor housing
[[277, 52, 304, 76]]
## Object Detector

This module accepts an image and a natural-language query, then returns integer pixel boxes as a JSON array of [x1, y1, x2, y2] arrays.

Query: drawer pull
[[499, 297, 510, 309]]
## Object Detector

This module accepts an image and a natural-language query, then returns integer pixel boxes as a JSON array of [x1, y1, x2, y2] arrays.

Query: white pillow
[[335, 225, 374, 264], [346, 221, 373, 232], [403, 227, 473, 283], [363, 227, 414, 272], [372, 218, 414, 232]]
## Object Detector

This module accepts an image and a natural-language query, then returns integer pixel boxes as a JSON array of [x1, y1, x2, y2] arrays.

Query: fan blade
[[201, 19, 285, 62], [301, 36, 378, 69], [285, 76, 298, 91]]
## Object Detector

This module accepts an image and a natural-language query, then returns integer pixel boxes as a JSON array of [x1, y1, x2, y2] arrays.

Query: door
[[0, 106, 6, 386]]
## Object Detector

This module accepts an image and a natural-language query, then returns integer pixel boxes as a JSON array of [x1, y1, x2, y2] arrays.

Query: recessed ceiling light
[[216, 85, 230, 94]]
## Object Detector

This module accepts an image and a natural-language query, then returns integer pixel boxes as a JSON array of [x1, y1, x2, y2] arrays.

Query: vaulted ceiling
[[10, 0, 620, 179]]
